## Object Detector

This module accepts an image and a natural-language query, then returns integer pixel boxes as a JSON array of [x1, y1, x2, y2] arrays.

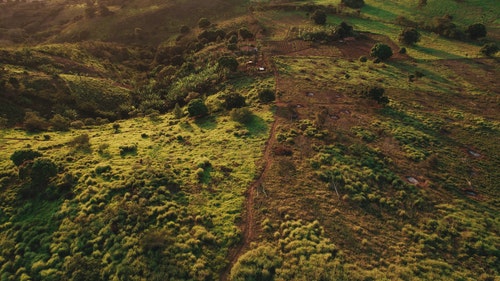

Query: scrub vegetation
[[0, 0, 499, 280]]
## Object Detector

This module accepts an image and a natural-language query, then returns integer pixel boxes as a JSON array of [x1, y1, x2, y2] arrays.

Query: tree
[[480, 43, 498, 56], [50, 114, 70, 131], [238, 27, 254, 40], [467, 23, 487, 40], [341, 0, 365, 9], [399, 27, 420, 45], [311, 9, 327, 25], [222, 93, 246, 110], [218, 56, 239, 72], [24, 111, 48, 132], [10, 149, 43, 166], [30, 157, 58, 189], [258, 89, 275, 103], [187, 98, 208, 117], [370, 43, 393, 60], [198, 18, 211, 29]]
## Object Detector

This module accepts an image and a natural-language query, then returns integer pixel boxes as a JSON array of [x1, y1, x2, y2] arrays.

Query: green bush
[[198, 18, 211, 28], [119, 143, 138, 156], [399, 27, 420, 45], [30, 157, 57, 188], [258, 89, 275, 103], [10, 149, 43, 166], [187, 98, 208, 117], [311, 9, 327, 25], [218, 56, 239, 72], [223, 93, 246, 110], [24, 111, 48, 132], [466, 23, 486, 40], [50, 114, 70, 131], [67, 134, 91, 152], [370, 43, 393, 60], [238, 27, 254, 40], [480, 43, 498, 56], [230, 245, 282, 281]]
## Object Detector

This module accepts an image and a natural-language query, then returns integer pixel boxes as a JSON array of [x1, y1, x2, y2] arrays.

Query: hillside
[[1, 0, 499, 280]]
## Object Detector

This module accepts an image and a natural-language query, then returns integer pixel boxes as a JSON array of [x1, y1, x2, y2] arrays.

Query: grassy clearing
[[0, 97, 273, 280]]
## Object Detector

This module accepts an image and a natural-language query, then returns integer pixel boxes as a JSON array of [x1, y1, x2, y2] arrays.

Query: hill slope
[[1, 0, 499, 280]]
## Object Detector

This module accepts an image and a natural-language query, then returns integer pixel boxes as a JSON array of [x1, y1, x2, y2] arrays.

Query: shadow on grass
[[412, 45, 463, 60], [194, 116, 217, 130], [245, 114, 268, 136]]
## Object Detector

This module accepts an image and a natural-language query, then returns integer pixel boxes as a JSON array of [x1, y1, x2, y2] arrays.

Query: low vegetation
[[0, 0, 498, 280]]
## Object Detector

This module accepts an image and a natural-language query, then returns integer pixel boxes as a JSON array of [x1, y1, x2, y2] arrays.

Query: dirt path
[[220, 58, 281, 281]]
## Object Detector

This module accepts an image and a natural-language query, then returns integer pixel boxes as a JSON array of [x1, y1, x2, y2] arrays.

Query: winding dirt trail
[[220, 59, 282, 281]]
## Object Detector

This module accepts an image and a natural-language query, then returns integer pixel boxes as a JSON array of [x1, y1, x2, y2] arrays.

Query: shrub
[[187, 98, 208, 117], [480, 43, 499, 56], [362, 86, 389, 104], [399, 27, 420, 45], [239, 27, 254, 40], [50, 114, 70, 131], [311, 9, 327, 25], [119, 143, 137, 156], [370, 43, 393, 60], [198, 18, 211, 29], [467, 23, 486, 40], [70, 120, 85, 129], [341, 0, 365, 9], [218, 56, 239, 72], [258, 89, 275, 103], [67, 134, 91, 151], [230, 107, 253, 124], [30, 157, 58, 188], [10, 149, 43, 166], [95, 165, 111, 175], [223, 93, 246, 110], [230, 245, 282, 281], [24, 111, 48, 132]]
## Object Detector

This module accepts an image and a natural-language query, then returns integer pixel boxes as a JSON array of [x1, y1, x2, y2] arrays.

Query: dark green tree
[[238, 27, 254, 40], [311, 9, 327, 25], [467, 23, 487, 40], [198, 18, 211, 28], [370, 43, 393, 60], [258, 89, 275, 103], [10, 149, 43, 166], [480, 43, 498, 56], [223, 93, 246, 110], [218, 56, 239, 72], [30, 157, 58, 189], [187, 98, 208, 117], [399, 27, 420, 45]]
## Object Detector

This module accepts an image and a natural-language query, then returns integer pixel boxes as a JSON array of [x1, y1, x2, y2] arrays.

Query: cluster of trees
[[299, 21, 355, 42]]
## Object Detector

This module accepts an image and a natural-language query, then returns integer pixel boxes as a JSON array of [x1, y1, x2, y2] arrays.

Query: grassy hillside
[[1, 0, 499, 280]]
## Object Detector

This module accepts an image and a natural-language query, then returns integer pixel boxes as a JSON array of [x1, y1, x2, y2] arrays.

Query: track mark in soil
[[220, 59, 281, 281]]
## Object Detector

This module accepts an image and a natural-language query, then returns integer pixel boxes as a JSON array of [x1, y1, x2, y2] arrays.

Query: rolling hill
[[0, 0, 499, 280]]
